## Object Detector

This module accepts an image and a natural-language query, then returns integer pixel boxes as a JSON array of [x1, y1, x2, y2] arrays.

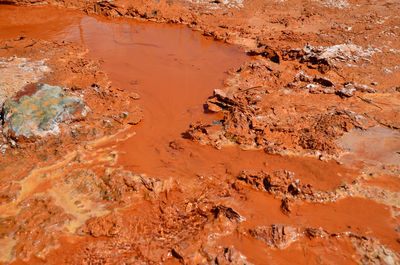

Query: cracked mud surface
[[0, 1, 399, 264]]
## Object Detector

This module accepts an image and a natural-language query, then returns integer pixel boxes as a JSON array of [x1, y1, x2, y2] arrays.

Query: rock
[[80, 214, 122, 238], [280, 197, 293, 215], [206, 98, 223, 112], [237, 170, 315, 200], [249, 224, 299, 249], [304, 227, 327, 238], [336, 82, 376, 98], [126, 106, 143, 125], [250, 115, 268, 130], [211, 205, 243, 222], [204, 88, 240, 113], [249, 46, 280, 63], [1, 83, 84, 138], [304, 43, 375, 64], [350, 235, 400, 265], [130, 92, 141, 100], [353, 83, 376, 93], [213, 88, 228, 98], [214, 246, 252, 265], [212, 120, 223, 125], [294, 71, 313, 82], [313, 76, 334, 87], [336, 86, 356, 97], [237, 170, 269, 190], [307, 84, 335, 94]]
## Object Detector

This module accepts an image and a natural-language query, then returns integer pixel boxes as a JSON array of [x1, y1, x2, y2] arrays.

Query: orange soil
[[0, 2, 399, 265]]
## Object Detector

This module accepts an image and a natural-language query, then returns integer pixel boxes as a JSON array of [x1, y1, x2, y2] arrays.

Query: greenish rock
[[2, 83, 84, 137]]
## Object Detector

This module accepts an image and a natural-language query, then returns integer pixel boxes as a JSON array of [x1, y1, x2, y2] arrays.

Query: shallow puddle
[[0, 5, 358, 190], [62, 13, 248, 177], [339, 126, 400, 167]]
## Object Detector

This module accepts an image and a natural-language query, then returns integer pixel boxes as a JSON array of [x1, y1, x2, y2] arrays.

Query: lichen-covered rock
[[1, 83, 84, 138]]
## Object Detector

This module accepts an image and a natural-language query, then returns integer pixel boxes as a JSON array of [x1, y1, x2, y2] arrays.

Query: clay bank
[[0, 2, 400, 265]]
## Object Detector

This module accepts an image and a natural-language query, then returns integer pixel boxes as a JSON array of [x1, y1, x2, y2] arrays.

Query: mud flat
[[0, 2, 399, 265]]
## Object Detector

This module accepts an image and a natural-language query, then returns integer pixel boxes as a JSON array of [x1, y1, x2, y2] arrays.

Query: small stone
[[313, 76, 334, 87], [280, 197, 293, 215], [249, 224, 298, 249], [353, 83, 376, 93], [207, 102, 222, 112], [336, 87, 356, 97], [307, 84, 335, 94], [213, 88, 227, 98], [305, 227, 327, 238], [127, 116, 142, 125], [130, 92, 140, 100], [212, 120, 223, 125], [294, 71, 312, 82]]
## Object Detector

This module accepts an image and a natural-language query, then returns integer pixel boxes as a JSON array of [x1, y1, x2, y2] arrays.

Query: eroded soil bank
[[0, 1, 399, 265]]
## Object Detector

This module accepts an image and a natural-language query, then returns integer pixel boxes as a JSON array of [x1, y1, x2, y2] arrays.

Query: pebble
[[130, 92, 141, 100]]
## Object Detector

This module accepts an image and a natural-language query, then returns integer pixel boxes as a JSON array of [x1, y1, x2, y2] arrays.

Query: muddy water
[[0, 6, 352, 189], [0, 5, 358, 191], [1, 5, 399, 264], [339, 126, 400, 168], [63, 15, 359, 190], [0, 6, 82, 38], [61, 14, 249, 177]]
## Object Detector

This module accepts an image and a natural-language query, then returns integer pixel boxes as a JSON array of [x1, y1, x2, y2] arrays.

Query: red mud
[[218, 233, 361, 265], [363, 174, 400, 193], [0, 5, 81, 38], [294, 197, 399, 251], [0, 2, 399, 265]]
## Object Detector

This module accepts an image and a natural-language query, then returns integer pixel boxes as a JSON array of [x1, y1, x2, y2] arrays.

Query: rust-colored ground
[[0, 1, 399, 264]]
